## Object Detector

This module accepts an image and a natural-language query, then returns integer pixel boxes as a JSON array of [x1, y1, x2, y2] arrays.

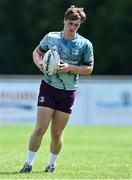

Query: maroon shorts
[[37, 80, 76, 114]]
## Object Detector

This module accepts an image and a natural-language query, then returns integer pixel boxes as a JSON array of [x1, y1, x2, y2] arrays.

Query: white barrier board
[[0, 79, 40, 124], [71, 80, 132, 125], [0, 77, 132, 125]]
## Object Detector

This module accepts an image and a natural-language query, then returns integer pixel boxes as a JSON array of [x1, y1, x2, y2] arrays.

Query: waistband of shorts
[[42, 80, 76, 93]]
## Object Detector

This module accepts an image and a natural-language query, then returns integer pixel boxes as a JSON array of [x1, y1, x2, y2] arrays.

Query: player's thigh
[[35, 106, 54, 131], [51, 110, 70, 136]]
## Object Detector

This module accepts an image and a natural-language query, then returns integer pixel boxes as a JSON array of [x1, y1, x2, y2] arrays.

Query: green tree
[[0, 0, 132, 75]]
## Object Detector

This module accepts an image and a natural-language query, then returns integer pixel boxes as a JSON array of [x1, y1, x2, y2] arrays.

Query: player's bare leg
[[29, 106, 54, 151], [45, 110, 70, 172], [50, 110, 70, 154], [20, 106, 54, 173]]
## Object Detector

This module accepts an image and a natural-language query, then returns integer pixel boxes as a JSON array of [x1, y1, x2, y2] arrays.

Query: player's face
[[63, 19, 81, 39]]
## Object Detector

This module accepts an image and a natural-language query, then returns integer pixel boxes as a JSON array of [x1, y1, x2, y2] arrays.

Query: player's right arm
[[32, 48, 45, 73]]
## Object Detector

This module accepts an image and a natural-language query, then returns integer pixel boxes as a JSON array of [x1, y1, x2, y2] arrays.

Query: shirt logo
[[39, 96, 45, 103], [72, 49, 79, 56]]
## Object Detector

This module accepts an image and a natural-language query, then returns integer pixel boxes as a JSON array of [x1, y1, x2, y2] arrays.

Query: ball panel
[[42, 50, 60, 75]]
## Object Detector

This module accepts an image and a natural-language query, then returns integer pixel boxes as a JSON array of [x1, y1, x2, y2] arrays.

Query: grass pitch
[[0, 125, 132, 179]]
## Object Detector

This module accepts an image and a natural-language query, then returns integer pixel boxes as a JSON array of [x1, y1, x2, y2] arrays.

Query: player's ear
[[63, 18, 66, 24]]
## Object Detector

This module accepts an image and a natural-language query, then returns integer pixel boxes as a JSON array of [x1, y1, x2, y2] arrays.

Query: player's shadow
[[0, 171, 44, 175], [0, 171, 19, 175]]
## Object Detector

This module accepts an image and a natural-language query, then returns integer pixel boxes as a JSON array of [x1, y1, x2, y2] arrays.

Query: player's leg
[[44, 110, 70, 172], [20, 80, 57, 173], [19, 106, 54, 173], [50, 110, 70, 154], [44, 88, 76, 172], [29, 106, 54, 151]]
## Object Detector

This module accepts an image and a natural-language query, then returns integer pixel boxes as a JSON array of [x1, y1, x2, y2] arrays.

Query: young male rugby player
[[20, 5, 94, 173]]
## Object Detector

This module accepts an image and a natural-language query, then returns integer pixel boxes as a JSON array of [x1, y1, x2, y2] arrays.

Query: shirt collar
[[61, 31, 77, 41]]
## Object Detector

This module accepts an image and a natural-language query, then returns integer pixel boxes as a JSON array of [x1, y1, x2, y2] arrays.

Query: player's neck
[[62, 31, 76, 40]]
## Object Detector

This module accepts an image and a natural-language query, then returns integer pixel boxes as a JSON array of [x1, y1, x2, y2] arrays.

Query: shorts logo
[[39, 96, 45, 103]]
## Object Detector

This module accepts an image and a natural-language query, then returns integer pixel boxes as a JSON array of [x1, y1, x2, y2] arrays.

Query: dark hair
[[64, 5, 86, 24]]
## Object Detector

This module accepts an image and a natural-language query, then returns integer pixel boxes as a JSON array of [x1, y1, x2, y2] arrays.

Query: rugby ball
[[42, 50, 60, 75]]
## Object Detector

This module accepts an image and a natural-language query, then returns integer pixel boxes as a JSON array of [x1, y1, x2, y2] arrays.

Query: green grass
[[0, 125, 132, 179]]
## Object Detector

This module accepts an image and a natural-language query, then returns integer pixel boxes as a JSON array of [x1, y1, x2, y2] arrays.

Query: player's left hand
[[57, 60, 71, 73]]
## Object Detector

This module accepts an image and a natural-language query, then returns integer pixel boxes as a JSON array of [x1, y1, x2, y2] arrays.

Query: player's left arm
[[70, 64, 93, 75], [58, 62, 93, 75], [58, 42, 94, 75]]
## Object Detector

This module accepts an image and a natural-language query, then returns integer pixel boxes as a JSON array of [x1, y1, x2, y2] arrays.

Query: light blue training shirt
[[37, 31, 94, 90]]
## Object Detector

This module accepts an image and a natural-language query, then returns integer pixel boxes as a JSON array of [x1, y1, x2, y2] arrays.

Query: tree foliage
[[0, 0, 132, 75]]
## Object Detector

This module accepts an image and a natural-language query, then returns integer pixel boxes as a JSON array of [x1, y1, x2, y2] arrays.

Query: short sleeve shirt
[[37, 31, 94, 90]]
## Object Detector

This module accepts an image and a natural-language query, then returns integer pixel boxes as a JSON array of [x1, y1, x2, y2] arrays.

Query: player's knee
[[52, 130, 62, 142], [34, 126, 45, 136]]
